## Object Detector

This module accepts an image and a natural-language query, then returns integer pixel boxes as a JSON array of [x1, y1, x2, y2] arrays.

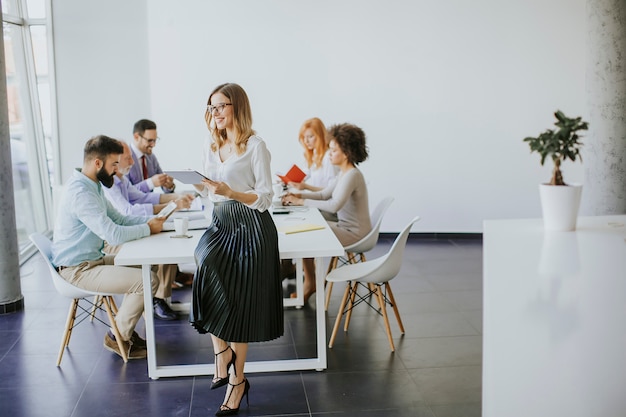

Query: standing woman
[[191, 83, 283, 416], [289, 117, 338, 192]]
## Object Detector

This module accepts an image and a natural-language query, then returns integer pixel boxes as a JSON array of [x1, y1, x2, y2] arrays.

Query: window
[[3, 0, 56, 262]]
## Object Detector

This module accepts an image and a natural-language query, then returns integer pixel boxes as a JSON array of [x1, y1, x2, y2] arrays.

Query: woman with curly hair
[[282, 123, 372, 303]]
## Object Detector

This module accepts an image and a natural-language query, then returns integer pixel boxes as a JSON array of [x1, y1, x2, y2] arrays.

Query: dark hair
[[83, 135, 124, 163], [328, 123, 369, 165], [133, 119, 157, 135]]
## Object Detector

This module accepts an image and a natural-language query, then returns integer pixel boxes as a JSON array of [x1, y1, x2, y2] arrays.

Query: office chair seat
[[29, 233, 129, 365], [326, 216, 420, 352], [324, 196, 394, 310]]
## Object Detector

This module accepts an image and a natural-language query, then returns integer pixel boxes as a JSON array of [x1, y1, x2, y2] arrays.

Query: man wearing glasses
[[127, 119, 194, 290], [128, 119, 176, 193]]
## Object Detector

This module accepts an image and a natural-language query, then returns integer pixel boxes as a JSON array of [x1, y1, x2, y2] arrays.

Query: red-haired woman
[[289, 117, 338, 191]]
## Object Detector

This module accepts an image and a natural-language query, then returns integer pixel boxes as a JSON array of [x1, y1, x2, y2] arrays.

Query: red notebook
[[277, 164, 307, 184]]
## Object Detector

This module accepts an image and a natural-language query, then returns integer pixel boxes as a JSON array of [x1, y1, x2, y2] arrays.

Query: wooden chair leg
[[385, 283, 404, 334], [324, 256, 339, 311], [90, 295, 102, 322], [343, 282, 359, 332], [347, 252, 358, 264], [109, 296, 118, 315], [353, 254, 377, 295], [367, 282, 384, 311], [326, 256, 338, 275], [375, 285, 396, 352], [57, 299, 79, 366], [102, 296, 128, 363], [328, 283, 351, 348], [64, 300, 78, 349]]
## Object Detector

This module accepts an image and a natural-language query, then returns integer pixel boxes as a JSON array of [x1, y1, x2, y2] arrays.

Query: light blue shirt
[[103, 175, 160, 217], [51, 169, 151, 267]]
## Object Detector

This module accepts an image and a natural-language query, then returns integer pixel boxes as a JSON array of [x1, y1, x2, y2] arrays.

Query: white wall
[[53, 0, 587, 233], [52, 0, 151, 177]]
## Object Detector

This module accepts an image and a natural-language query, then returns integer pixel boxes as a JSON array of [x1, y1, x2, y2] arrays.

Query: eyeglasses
[[139, 135, 159, 145], [207, 103, 232, 114]]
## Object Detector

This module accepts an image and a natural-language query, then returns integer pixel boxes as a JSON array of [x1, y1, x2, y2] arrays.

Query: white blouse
[[199, 135, 273, 212], [304, 150, 338, 188]]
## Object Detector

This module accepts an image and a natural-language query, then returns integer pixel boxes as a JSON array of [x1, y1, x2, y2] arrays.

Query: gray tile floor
[[0, 235, 482, 417]]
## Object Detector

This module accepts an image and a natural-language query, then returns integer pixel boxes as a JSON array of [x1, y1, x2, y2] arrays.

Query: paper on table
[[276, 223, 325, 234]]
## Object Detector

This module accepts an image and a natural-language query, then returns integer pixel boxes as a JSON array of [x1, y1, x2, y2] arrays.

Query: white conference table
[[482, 215, 626, 417], [115, 206, 344, 380]]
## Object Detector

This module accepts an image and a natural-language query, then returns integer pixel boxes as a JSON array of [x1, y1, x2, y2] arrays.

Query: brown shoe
[[130, 331, 147, 349], [104, 331, 147, 360], [280, 259, 296, 280], [174, 272, 194, 287]]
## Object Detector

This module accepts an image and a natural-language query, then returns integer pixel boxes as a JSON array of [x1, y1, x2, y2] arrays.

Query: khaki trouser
[[104, 244, 177, 299], [155, 264, 177, 299], [59, 255, 158, 341]]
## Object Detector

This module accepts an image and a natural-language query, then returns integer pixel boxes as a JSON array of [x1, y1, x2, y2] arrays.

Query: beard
[[119, 165, 131, 176], [97, 166, 115, 188]]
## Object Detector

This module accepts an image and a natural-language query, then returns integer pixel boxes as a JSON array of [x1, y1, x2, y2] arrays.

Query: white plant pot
[[539, 183, 583, 232]]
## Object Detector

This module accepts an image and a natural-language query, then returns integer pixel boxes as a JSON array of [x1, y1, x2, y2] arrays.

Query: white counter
[[482, 215, 626, 417]]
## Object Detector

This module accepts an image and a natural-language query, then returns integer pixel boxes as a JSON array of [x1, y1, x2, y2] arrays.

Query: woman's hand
[[282, 193, 304, 206], [202, 178, 233, 199]]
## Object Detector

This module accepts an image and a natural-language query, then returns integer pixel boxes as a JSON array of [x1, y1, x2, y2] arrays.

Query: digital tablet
[[165, 170, 211, 184], [156, 200, 177, 218]]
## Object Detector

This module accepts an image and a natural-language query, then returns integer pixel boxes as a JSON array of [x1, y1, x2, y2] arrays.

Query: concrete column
[[0, 8, 25, 314], [583, 0, 626, 215]]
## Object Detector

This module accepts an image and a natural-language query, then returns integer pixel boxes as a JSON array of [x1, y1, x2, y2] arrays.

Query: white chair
[[324, 196, 394, 310], [326, 216, 420, 352], [29, 233, 129, 365]]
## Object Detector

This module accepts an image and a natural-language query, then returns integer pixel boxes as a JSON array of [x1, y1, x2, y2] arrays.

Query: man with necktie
[[128, 119, 176, 194]]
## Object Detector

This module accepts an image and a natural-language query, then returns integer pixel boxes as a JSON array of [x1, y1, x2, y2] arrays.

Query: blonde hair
[[298, 117, 329, 169], [205, 83, 256, 154]]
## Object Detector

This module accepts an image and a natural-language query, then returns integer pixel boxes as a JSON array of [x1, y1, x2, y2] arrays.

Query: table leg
[[141, 258, 328, 378], [282, 258, 304, 308], [314, 256, 327, 371], [142, 264, 158, 379]]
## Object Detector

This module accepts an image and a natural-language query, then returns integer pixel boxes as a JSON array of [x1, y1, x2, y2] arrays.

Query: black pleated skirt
[[190, 200, 284, 342]]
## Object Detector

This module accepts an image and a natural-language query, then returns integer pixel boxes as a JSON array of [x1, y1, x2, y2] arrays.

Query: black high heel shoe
[[211, 346, 236, 390], [215, 378, 250, 416]]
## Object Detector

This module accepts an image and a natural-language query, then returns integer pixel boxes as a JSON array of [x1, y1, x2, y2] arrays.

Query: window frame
[[3, 0, 58, 263]]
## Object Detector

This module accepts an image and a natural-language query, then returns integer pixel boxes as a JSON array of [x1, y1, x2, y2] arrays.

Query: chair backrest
[[327, 216, 420, 284], [376, 216, 420, 281], [344, 196, 394, 253], [29, 232, 99, 299]]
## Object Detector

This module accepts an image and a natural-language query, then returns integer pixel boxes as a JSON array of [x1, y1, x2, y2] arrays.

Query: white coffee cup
[[273, 183, 284, 199], [174, 217, 189, 236]]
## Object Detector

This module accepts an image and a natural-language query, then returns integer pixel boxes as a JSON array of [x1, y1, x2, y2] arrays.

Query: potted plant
[[523, 110, 588, 231]]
